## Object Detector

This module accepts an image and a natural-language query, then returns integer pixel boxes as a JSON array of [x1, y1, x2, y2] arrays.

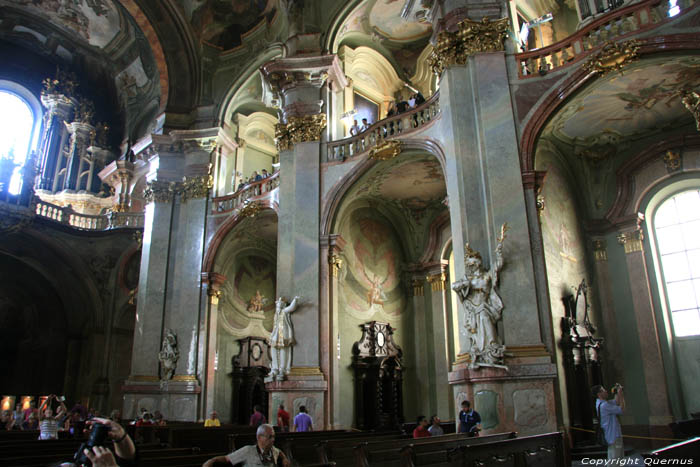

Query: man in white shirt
[[593, 384, 625, 460], [202, 424, 290, 466], [349, 119, 360, 136]]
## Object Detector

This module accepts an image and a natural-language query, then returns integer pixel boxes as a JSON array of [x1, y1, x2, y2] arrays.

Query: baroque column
[[432, 1, 557, 434], [260, 54, 346, 428]]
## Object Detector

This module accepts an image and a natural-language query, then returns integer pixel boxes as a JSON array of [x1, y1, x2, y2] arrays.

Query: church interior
[[1, 0, 700, 461]]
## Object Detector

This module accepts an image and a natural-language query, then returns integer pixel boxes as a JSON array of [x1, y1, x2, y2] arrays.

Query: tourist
[[12, 403, 23, 430], [202, 423, 289, 467], [413, 415, 430, 438], [360, 118, 370, 132], [253, 171, 262, 182], [458, 400, 481, 436], [82, 417, 137, 467], [204, 411, 221, 427], [0, 410, 12, 430], [22, 412, 38, 430], [38, 395, 67, 440], [261, 169, 270, 178], [414, 91, 425, 106], [428, 415, 444, 436], [23, 401, 36, 421], [153, 411, 166, 426], [237, 181, 246, 191], [349, 119, 361, 136], [593, 383, 625, 460], [249, 405, 266, 428], [277, 404, 290, 432], [293, 405, 313, 432]]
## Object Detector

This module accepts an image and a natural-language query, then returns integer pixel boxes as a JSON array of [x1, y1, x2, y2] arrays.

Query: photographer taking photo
[[78, 417, 137, 467], [593, 383, 626, 460]]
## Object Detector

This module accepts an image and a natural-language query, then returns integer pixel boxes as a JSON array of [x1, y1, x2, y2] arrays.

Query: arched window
[[0, 81, 42, 195], [652, 189, 700, 337]]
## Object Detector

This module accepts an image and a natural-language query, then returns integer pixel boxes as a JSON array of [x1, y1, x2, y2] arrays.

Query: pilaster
[[201, 272, 226, 421]]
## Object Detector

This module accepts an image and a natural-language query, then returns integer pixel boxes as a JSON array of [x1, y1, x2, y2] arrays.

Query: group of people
[[412, 400, 482, 439], [236, 169, 272, 192], [347, 91, 427, 138], [132, 407, 166, 426]]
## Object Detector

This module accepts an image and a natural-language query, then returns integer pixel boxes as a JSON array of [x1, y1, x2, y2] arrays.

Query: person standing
[[205, 411, 221, 427], [349, 119, 361, 136], [428, 415, 444, 436], [202, 424, 290, 467], [360, 118, 370, 132], [293, 406, 313, 432], [249, 405, 266, 428], [277, 404, 290, 432], [413, 415, 430, 438], [458, 400, 481, 436], [38, 395, 67, 440], [593, 384, 625, 460]]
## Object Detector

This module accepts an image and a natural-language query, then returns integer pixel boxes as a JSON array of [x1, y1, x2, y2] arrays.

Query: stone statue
[[451, 223, 509, 370], [247, 290, 267, 313], [268, 296, 301, 381], [158, 328, 179, 381]]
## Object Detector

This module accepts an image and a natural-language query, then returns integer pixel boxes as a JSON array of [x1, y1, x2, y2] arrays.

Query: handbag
[[595, 402, 607, 447]]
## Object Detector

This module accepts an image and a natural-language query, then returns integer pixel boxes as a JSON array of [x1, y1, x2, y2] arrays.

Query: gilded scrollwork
[[238, 200, 263, 218], [583, 40, 641, 76], [144, 180, 176, 204], [181, 175, 213, 202], [275, 114, 327, 151], [428, 17, 509, 75], [368, 140, 402, 161]]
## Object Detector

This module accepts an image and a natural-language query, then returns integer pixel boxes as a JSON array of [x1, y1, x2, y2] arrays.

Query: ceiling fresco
[[542, 55, 700, 147], [177, 0, 276, 49], [4, 0, 121, 48], [341, 0, 431, 43]]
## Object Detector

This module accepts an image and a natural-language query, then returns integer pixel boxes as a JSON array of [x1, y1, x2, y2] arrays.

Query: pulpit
[[231, 337, 270, 425], [351, 321, 403, 430], [561, 279, 604, 445]]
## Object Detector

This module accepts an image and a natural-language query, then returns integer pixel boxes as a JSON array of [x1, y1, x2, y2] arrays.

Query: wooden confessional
[[231, 336, 270, 425]]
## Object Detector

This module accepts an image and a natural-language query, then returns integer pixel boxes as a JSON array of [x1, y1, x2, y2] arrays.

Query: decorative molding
[[617, 230, 643, 254], [411, 279, 424, 297], [288, 367, 324, 376], [427, 17, 509, 75], [426, 273, 447, 292], [505, 344, 549, 358], [275, 114, 327, 151], [592, 239, 608, 262], [583, 40, 641, 76], [663, 149, 682, 172], [171, 374, 199, 382], [368, 140, 402, 161], [329, 253, 343, 277]]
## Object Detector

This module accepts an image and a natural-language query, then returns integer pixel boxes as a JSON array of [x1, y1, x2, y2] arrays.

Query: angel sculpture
[[451, 223, 509, 369]]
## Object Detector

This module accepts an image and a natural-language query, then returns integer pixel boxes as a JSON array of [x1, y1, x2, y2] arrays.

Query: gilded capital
[[592, 239, 607, 262], [616, 230, 643, 254], [329, 253, 343, 277], [144, 180, 176, 204], [411, 279, 424, 297], [181, 175, 213, 202], [426, 273, 447, 292], [428, 17, 509, 75], [275, 114, 327, 151]]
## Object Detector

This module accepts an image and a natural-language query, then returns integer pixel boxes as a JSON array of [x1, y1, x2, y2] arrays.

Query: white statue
[[158, 328, 179, 380], [451, 224, 508, 370], [268, 296, 301, 380]]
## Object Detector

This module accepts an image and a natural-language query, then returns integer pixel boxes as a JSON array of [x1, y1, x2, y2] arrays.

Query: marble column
[[201, 272, 226, 421], [260, 55, 347, 428], [433, 2, 556, 435], [409, 273, 430, 417], [616, 228, 673, 427]]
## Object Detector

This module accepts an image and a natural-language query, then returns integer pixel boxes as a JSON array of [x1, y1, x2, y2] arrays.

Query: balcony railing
[[35, 200, 144, 230], [515, 0, 692, 78], [211, 172, 279, 214], [327, 92, 441, 162]]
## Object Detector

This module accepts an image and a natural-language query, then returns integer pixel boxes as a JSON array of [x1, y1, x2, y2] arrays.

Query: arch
[[202, 199, 279, 274], [321, 137, 447, 237], [237, 112, 278, 155], [324, 0, 366, 53], [0, 79, 42, 152], [340, 45, 404, 106]]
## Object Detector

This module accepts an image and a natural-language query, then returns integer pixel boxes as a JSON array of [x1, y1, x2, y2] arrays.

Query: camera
[[611, 383, 623, 394], [74, 423, 110, 466]]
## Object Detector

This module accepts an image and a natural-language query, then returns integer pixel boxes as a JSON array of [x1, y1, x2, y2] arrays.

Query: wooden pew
[[352, 432, 515, 467], [400, 431, 562, 467], [316, 432, 408, 465], [644, 437, 700, 463]]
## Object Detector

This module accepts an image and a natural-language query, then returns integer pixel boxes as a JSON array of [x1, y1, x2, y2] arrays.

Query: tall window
[[0, 87, 40, 195], [653, 189, 700, 337]]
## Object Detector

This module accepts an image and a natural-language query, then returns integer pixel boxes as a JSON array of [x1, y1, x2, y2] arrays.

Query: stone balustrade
[[327, 92, 440, 162], [515, 0, 692, 78], [35, 200, 144, 230], [211, 171, 279, 214]]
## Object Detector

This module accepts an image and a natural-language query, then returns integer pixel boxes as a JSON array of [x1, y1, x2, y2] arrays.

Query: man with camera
[[77, 417, 137, 467], [593, 383, 626, 460], [202, 423, 290, 467]]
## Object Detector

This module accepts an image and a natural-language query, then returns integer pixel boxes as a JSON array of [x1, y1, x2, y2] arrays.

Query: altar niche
[[231, 337, 270, 425], [351, 321, 404, 430]]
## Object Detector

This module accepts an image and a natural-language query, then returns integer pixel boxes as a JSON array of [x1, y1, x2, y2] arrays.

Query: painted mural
[[6, 0, 121, 48], [545, 56, 700, 145], [340, 209, 405, 319], [219, 254, 275, 333], [180, 0, 275, 49]]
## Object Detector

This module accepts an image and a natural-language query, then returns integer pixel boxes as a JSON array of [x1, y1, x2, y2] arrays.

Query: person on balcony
[[261, 169, 270, 179], [349, 119, 361, 136], [360, 118, 370, 132]]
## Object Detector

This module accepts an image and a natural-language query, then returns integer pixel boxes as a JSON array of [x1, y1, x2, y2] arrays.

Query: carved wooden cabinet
[[351, 321, 404, 430]]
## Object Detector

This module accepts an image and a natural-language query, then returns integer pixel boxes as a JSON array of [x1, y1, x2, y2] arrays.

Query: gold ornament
[[369, 140, 401, 161], [238, 201, 263, 218], [144, 180, 175, 204], [680, 89, 700, 132], [181, 175, 213, 202], [427, 17, 509, 75], [275, 114, 327, 151], [583, 40, 641, 76]]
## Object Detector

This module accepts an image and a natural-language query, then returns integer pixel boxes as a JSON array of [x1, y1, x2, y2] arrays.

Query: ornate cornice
[[275, 114, 327, 151], [583, 40, 641, 76], [261, 55, 345, 94], [428, 17, 509, 75]]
